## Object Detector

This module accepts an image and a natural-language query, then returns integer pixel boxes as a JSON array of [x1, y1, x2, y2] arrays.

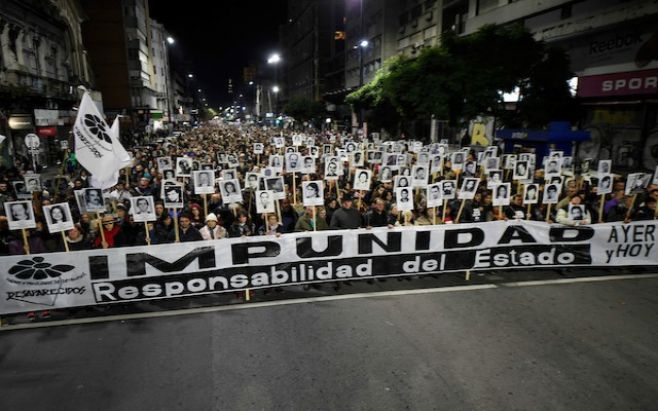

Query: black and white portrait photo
[[302, 156, 316, 174], [451, 152, 464, 171], [323, 144, 333, 156], [396, 187, 414, 211], [43, 203, 74, 233], [345, 141, 357, 153], [269, 155, 283, 171], [625, 173, 650, 195], [597, 160, 612, 178], [543, 184, 561, 204], [379, 166, 393, 183], [286, 152, 301, 173], [595, 174, 611, 195], [463, 160, 477, 177], [503, 154, 517, 170], [162, 169, 176, 181], [487, 170, 503, 189], [163, 185, 184, 209], [193, 170, 216, 195], [458, 178, 480, 200], [130, 196, 156, 222], [157, 157, 173, 171], [24, 175, 41, 193], [492, 183, 511, 206], [176, 157, 193, 177], [484, 157, 499, 173], [256, 190, 276, 214], [394, 175, 410, 190], [219, 179, 243, 204], [544, 158, 562, 176], [265, 177, 286, 200], [426, 183, 442, 208], [441, 180, 457, 199], [12, 181, 31, 199], [253, 143, 264, 154], [568, 204, 586, 222], [273, 137, 285, 148], [245, 172, 260, 190], [417, 152, 430, 166], [353, 169, 372, 191], [302, 181, 324, 207], [222, 169, 237, 181], [523, 183, 539, 205], [226, 154, 239, 168], [4, 201, 36, 230], [513, 160, 530, 181], [83, 188, 105, 212], [325, 160, 341, 180], [350, 151, 364, 167], [412, 165, 428, 187]]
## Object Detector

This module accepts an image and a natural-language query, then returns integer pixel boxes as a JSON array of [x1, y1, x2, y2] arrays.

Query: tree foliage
[[347, 24, 577, 130], [283, 97, 326, 123]]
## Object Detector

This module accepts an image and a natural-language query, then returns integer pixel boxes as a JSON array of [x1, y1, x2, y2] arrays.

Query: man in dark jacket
[[363, 198, 388, 227], [168, 212, 203, 242], [330, 194, 362, 229]]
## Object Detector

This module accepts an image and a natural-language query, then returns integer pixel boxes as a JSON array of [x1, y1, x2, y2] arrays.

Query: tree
[[347, 24, 577, 131], [283, 98, 325, 124]]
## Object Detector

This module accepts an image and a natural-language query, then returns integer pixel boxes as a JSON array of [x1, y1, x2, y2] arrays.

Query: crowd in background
[[0, 123, 656, 257]]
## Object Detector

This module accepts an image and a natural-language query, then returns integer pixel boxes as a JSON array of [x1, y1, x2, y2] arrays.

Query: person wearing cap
[[200, 213, 227, 240], [330, 193, 362, 229]]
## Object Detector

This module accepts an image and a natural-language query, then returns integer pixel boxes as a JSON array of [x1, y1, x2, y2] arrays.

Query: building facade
[[453, 0, 658, 169], [150, 19, 173, 129], [0, 0, 93, 169]]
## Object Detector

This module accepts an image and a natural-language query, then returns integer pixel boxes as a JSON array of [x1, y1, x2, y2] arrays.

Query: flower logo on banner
[[8, 257, 74, 280], [83, 114, 112, 144]]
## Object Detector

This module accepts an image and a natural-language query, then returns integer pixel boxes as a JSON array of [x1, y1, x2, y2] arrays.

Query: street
[[1, 274, 657, 411]]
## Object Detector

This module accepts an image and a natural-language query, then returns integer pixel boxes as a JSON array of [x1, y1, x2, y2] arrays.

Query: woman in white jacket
[[199, 213, 227, 240]]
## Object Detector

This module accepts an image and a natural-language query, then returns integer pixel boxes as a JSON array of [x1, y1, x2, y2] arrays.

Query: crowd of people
[[0, 123, 656, 257]]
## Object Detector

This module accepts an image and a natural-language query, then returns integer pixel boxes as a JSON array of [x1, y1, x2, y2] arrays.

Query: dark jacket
[[168, 226, 203, 242], [330, 207, 362, 229], [363, 209, 388, 227]]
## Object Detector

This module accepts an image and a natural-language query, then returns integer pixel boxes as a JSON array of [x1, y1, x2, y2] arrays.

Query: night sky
[[150, 0, 288, 108]]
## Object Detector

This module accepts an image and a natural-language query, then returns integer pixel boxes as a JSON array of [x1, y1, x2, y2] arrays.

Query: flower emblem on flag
[[83, 114, 113, 144], [8, 257, 74, 280]]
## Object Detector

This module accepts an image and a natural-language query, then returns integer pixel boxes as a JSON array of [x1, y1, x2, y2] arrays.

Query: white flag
[[110, 116, 132, 168], [73, 91, 121, 182]]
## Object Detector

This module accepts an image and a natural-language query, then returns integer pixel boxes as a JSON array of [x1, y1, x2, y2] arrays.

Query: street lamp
[[359, 39, 369, 48], [166, 36, 175, 45], [267, 53, 281, 65], [188, 73, 194, 78], [272, 85, 280, 93]]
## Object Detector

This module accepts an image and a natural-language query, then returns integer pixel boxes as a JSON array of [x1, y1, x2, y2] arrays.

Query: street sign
[[24, 133, 40, 148]]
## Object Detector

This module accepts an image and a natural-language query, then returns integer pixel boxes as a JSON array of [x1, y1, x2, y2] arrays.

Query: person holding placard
[[556, 196, 591, 226], [199, 213, 227, 240]]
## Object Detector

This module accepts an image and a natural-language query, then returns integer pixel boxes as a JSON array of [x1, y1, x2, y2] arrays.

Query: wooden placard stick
[[22, 229, 30, 255], [455, 199, 466, 223], [498, 205, 503, 220], [313, 206, 317, 232], [144, 222, 151, 245], [432, 207, 437, 225], [292, 172, 297, 205], [545, 203, 552, 223], [526, 203, 532, 220], [172, 209, 180, 243], [276, 200, 282, 223], [625, 194, 638, 221], [441, 199, 447, 223], [61, 231, 70, 252], [203, 194, 208, 217], [598, 194, 605, 223], [96, 212, 106, 244]]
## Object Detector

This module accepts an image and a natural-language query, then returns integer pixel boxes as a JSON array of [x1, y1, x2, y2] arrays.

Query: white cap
[[206, 213, 218, 222]]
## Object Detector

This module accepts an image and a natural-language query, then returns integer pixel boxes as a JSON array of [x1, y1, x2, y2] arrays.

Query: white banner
[[0, 221, 656, 314]]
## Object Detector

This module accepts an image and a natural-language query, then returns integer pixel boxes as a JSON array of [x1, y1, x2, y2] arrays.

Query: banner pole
[[173, 209, 180, 243], [61, 231, 70, 252], [144, 222, 151, 245], [96, 212, 106, 244], [598, 194, 605, 223], [546, 203, 552, 223], [21, 229, 30, 255], [455, 199, 466, 223]]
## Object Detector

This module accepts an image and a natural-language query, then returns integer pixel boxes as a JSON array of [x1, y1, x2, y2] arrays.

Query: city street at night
[[1, 0, 658, 410]]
